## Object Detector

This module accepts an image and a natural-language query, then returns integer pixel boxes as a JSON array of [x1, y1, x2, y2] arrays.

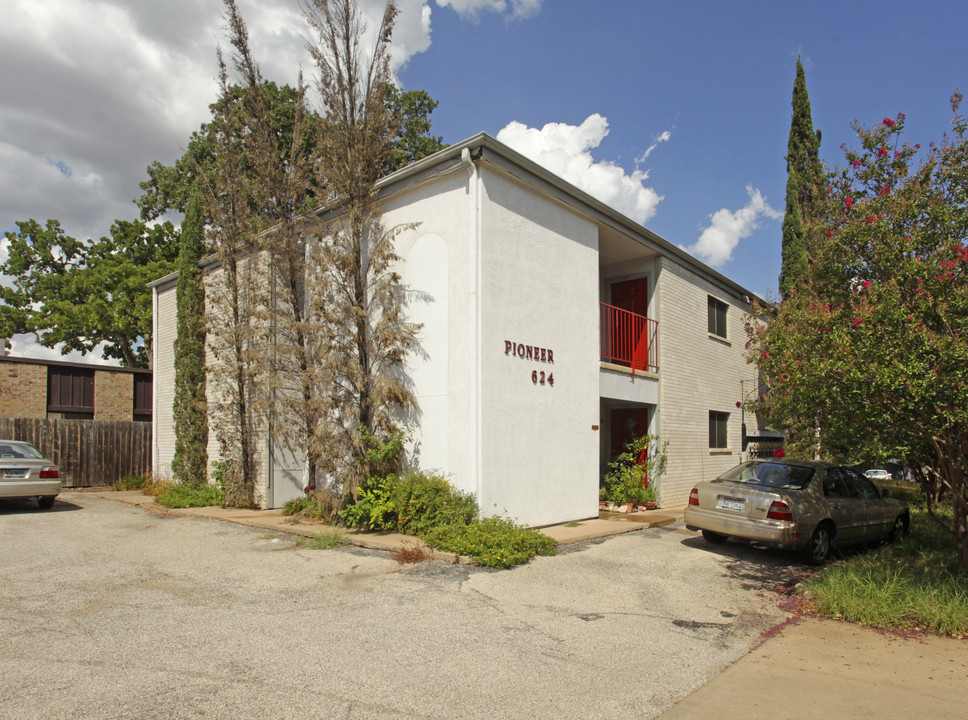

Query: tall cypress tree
[[780, 57, 823, 299], [171, 189, 209, 485]]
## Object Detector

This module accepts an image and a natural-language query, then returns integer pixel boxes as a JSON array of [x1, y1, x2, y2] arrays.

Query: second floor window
[[708, 296, 727, 338]]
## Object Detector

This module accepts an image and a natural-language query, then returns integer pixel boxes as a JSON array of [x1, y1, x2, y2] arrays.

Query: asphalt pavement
[[2, 491, 965, 719]]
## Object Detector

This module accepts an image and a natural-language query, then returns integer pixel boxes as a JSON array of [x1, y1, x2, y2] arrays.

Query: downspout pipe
[[461, 147, 482, 504]]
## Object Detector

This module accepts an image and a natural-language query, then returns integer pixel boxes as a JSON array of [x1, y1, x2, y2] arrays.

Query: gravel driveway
[[1, 493, 794, 720]]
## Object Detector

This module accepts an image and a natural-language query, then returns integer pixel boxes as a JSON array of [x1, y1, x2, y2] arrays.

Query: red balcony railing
[[600, 302, 658, 374]]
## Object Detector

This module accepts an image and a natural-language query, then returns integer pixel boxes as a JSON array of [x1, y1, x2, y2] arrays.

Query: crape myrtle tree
[[0, 218, 178, 367], [779, 57, 824, 299], [305, 0, 419, 501], [747, 93, 968, 572], [170, 189, 208, 485]]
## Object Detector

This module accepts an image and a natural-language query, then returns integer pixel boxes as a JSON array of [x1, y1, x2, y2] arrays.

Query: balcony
[[600, 302, 657, 374]]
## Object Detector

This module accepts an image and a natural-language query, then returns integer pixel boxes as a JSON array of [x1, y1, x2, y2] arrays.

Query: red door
[[610, 408, 651, 460], [610, 278, 649, 370]]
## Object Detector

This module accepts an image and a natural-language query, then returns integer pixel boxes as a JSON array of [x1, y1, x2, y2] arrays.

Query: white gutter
[[461, 147, 483, 502]]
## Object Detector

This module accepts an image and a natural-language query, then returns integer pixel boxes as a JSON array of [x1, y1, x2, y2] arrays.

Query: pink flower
[[861, 280, 872, 289], [866, 215, 876, 223], [845, 197, 854, 209], [881, 185, 891, 195], [878, 147, 888, 157], [895, 151, 901, 159], [852, 159, 862, 166], [854, 318, 863, 326], [761, 351, 769, 359], [773, 447, 786, 459], [827, 231, 835, 238], [736, 402, 742, 409], [883, 117, 896, 128]]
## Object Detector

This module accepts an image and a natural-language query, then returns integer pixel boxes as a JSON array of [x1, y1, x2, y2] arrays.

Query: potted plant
[[600, 433, 668, 513], [636, 484, 658, 511]]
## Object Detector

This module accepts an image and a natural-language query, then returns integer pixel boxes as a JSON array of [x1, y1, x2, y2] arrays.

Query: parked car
[[0, 440, 60, 509], [684, 459, 908, 564], [864, 468, 892, 481]]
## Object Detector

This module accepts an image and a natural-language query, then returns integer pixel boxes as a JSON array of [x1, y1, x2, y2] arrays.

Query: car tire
[[800, 524, 832, 565], [701, 529, 729, 544], [888, 514, 908, 543], [38, 496, 56, 510]]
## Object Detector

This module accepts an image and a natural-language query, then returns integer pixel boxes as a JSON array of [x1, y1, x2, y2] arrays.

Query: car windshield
[[0, 443, 43, 459], [717, 461, 815, 490]]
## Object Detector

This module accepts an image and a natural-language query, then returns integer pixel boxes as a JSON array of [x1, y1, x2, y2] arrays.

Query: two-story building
[[152, 133, 768, 526]]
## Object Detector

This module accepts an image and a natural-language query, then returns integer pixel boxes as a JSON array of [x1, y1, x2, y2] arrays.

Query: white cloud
[[435, 0, 541, 20], [685, 186, 782, 267], [497, 114, 663, 224], [636, 130, 672, 163]]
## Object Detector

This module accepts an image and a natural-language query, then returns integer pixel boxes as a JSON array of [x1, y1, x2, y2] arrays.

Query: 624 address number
[[531, 370, 554, 386]]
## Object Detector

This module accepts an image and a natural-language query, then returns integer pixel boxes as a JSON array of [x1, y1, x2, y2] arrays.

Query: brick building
[[0, 355, 152, 422]]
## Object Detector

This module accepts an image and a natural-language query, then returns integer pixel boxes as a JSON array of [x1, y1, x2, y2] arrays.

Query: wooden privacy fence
[[0, 417, 151, 488]]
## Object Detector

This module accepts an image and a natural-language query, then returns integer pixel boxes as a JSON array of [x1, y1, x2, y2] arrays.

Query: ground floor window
[[709, 411, 729, 449]]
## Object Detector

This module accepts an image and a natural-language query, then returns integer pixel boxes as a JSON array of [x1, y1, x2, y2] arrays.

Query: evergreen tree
[[779, 57, 823, 298], [171, 189, 209, 485]]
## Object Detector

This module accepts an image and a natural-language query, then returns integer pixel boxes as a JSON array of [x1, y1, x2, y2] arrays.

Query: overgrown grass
[[113, 474, 150, 491], [155, 482, 225, 509], [802, 481, 968, 637]]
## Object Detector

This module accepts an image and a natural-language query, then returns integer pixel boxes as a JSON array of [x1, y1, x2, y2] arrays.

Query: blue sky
[[1, 0, 964, 360], [395, 0, 965, 296]]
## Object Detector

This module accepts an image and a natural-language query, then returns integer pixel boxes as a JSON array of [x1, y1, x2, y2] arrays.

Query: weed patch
[[802, 487, 968, 637], [392, 540, 431, 564], [422, 517, 556, 569], [155, 482, 225, 508]]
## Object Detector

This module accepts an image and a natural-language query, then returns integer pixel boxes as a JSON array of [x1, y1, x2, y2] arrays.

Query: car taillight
[[40, 467, 59, 479], [767, 500, 792, 521], [689, 488, 699, 506]]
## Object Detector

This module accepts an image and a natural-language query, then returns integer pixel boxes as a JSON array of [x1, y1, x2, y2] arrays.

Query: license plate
[[3, 469, 27, 479], [719, 497, 745, 511]]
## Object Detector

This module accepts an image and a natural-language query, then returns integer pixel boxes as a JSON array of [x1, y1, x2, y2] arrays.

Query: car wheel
[[701, 529, 729, 544], [888, 514, 908, 543], [38, 496, 56, 510], [800, 525, 832, 565]]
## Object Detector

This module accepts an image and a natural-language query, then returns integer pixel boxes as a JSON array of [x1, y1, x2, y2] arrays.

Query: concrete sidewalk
[[74, 489, 680, 562], [656, 616, 968, 719]]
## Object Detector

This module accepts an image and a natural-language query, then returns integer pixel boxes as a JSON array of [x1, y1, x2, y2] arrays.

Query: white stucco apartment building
[[152, 133, 770, 527]]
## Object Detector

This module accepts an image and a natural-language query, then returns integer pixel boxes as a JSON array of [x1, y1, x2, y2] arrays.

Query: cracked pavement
[[1, 493, 793, 719]]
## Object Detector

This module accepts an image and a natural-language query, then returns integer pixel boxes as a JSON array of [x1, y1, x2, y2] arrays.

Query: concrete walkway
[[79, 489, 680, 563]]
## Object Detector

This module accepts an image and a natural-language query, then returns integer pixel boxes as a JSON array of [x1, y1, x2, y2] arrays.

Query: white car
[[864, 469, 892, 482], [0, 440, 61, 509]]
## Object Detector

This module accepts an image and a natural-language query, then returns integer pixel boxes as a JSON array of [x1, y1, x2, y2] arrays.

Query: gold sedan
[[684, 459, 909, 564]]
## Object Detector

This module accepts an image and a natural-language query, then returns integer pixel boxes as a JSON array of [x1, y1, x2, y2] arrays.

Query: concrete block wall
[[0, 361, 47, 418], [655, 257, 760, 506]]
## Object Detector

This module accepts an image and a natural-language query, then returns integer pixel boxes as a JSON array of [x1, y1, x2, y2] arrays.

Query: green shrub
[[156, 482, 225, 508], [340, 470, 478, 534], [422, 517, 557, 569]]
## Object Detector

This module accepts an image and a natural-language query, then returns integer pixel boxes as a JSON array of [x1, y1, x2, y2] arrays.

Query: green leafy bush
[[156, 482, 225, 508], [422, 517, 557, 569], [340, 470, 478, 534]]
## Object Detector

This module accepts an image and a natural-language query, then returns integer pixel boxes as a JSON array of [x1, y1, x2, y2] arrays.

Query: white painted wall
[[152, 280, 177, 480], [476, 167, 601, 526]]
